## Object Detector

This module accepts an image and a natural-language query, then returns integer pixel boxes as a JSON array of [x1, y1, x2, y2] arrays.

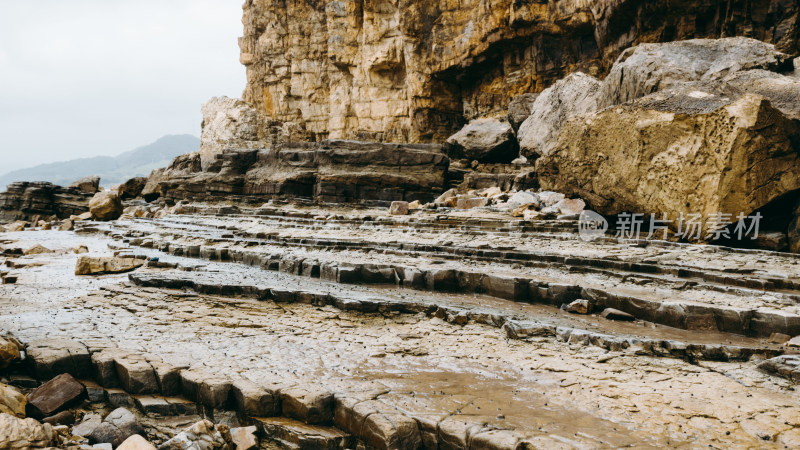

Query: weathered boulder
[[389, 201, 409, 216], [68, 176, 101, 194], [89, 191, 123, 221], [199, 96, 266, 170], [117, 177, 147, 200], [0, 336, 21, 368], [444, 118, 518, 163], [0, 383, 26, 417], [75, 256, 144, 276], [26, 373, 86, 419], [507, 93, 539, 131], [89, 407, 144, 447], [537, 89, 800, 224], [517, 73, 602, 158], [598, 37, 793, 109], [0, 413, 56, 449]]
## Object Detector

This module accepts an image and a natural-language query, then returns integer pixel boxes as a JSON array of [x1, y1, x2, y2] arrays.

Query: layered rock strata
[[142, 140, 448, 205], [239, 0, 800, 143], [0, 182, 92, 222]]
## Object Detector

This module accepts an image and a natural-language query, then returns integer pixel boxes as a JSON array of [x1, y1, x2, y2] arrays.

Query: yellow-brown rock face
[[239, 0, 800, 143]]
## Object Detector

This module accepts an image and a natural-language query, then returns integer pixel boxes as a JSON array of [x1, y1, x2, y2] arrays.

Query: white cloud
[[0, 0, 245, 172]]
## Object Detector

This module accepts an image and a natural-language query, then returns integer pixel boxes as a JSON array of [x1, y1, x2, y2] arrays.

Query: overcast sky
[[0, 0, 245, 172]]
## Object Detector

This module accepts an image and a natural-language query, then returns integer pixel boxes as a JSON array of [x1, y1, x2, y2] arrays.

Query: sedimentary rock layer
[[143, 140, 448, 205], [0, 182, 91, 222], [239, 0, 800, 143]]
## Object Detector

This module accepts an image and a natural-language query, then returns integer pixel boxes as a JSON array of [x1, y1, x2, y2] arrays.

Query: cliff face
[[239, 0, 800, 143]]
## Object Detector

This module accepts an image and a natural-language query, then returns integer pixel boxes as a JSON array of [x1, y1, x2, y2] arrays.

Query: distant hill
[[0, 134, 199, 190]]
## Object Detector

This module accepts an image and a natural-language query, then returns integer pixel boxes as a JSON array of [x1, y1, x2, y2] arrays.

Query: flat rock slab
[[75, 256, 144, 275], [281, 387, 334, 425], [26, 339, 92, 380], [26, 373, 86, 419], [254, 417, 352, 450]]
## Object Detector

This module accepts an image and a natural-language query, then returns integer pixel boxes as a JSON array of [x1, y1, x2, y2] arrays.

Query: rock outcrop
[[0, 182, 92, 222], [238, 0, 800, 143], [143, 140, 448, 205]]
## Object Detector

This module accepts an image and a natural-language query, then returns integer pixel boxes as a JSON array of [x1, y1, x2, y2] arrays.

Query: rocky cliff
[[238, 0, 800, 143]]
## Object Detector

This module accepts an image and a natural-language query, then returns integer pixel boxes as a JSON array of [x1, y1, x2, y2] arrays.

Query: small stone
[[26, 373, 86, 419], [769, 333, 791, 344], [786, 335, 800, 348], [407, 200, 422, 209], [23, 244, 53, 255], [455, 197, 488, 209], [116, 434, 156, 450], [73, 245, 89, 254], [43, 410, 75, 426], [554, 198, 586, 216], [389, 201, 409, 216], [2, 274, 18, 285], [71, 413, 103, 437], [58, 219, 74, 231], [434, 189, 457, 205], [600, 308, 636, 321], [566, 300, 591, 315], [230, 426, 258, 450], [507, 191, 540, 209]]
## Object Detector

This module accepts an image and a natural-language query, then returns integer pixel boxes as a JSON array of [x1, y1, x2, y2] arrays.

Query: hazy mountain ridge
[[0, 134, 200, 189]]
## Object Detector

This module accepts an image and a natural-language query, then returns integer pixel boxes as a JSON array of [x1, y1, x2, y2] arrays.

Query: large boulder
[[89, 407, 144, 447], [117, 177, 147, 200], [517, 72, 602, 158], [26, 373, 86, 419], [199, 96, 266, 170], [89, 191, 123, 221], [68, 176, 101, 194], [536, 87, 800, 224], [507, 93, 539, 131], [0, 413, 56, 449], [444, 118, 518, 163], [597, 37, 793, 108]]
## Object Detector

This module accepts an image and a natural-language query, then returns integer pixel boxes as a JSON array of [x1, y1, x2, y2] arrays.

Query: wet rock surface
[[2, 207, 800, 447]]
